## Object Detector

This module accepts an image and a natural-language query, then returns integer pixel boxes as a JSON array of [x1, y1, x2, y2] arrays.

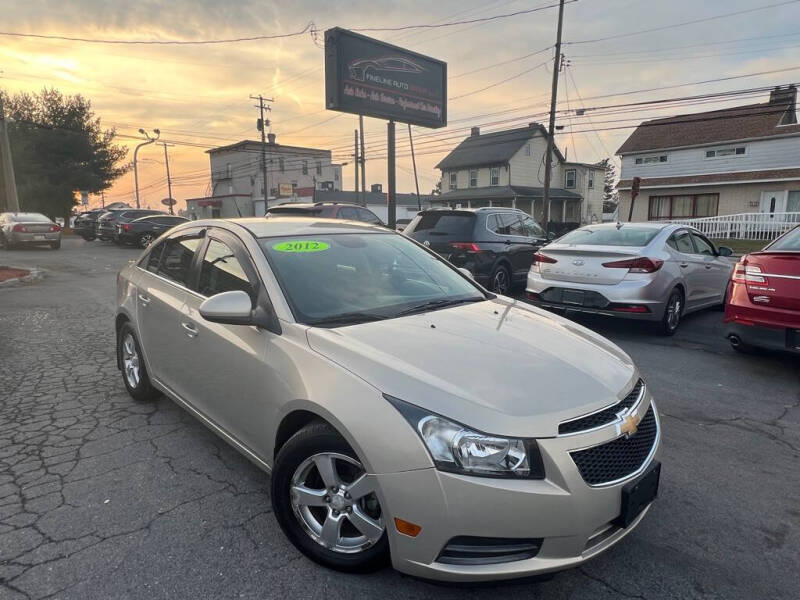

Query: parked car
[[116, 214, 189, 248], [96, 208, 163, 241], [724, 225, 800, 354], [404, 207, 550, 294], [73, 208, 106, 240], [117, 217, 660, 581], [526, 223, 734, 335], [0, 212, 62, 249], [265, 202, 384, 225]]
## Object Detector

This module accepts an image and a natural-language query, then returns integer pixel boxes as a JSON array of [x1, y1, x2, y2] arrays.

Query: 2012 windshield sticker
[[273, 240, 330, 253]]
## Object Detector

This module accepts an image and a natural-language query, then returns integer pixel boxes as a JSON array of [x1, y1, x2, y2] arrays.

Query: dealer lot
[[1, 237, 798, 599]]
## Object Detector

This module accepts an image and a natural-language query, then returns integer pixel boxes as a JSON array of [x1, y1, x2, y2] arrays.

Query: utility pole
[[408, 124, 421, 212], [359, 115, 366, 206], [160, 142, 174, 214], [0, 92, 20, 212], [542, 0, 566, 234], [101, 190, 105, 209], [387, 120, 396, 229], [133, 128, 160, 209], [251, 95, 274, 209], [354, 129, 360, 202]]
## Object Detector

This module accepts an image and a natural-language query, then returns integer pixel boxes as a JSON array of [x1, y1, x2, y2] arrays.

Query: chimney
[[769, 85, 797, 125], [470, 126, 480, 136], [267, 132, 276, 144]]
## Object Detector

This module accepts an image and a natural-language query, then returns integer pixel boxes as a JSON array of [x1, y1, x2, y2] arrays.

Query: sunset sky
[[2, 0, 799, 210]]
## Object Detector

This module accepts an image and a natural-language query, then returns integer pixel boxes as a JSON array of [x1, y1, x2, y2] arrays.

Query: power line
[[0, 22, 316, 45], [450, 60, 550, 100], [565, 0, 800, 46]]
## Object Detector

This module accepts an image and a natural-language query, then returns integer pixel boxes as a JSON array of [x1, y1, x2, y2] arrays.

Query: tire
[[50, 241, 61, 250], [489, 264, 511, 295], [660, 287, 684, 336], [271, 421, 389, 573], [138, 232, 156, 249], [81, 234, 96, 242], [0, 234, 9, 250], [117, 322, 160, 401]]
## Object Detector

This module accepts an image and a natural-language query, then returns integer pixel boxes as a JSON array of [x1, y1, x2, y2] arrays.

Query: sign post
[[324, 27, 446, 228]]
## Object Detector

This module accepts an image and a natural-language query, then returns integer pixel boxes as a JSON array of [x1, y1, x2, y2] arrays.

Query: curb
[[0, 266, 43, 288]]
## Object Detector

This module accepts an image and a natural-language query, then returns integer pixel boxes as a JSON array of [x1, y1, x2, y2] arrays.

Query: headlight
[[385, 395, 545, 479]]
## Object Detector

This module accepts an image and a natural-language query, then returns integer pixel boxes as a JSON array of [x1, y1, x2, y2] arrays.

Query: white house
[[617, 85, 800, 222], [434, 123, 606, 226], [186, 134, 343, 219]]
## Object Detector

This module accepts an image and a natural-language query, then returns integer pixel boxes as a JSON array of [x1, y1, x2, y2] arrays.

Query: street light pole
[[160, 142, 174, 214], [133, 128, 160, 209]]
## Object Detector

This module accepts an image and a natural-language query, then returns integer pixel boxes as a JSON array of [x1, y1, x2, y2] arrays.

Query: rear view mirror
[[717, 246, 733, 257], [199, 290, 255, 325]]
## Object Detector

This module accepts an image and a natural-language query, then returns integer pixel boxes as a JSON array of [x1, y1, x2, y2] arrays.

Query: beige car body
[[116, 217, 661, 582]]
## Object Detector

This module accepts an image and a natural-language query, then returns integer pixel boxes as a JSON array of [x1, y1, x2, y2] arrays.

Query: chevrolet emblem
[[619, 413, 641, 438]]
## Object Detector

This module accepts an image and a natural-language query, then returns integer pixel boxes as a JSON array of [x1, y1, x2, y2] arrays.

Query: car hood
[[306, 298, 637, 438]]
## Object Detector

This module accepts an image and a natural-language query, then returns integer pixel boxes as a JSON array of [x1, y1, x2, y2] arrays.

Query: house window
[[449, 172, 457, 190], [705, 146, 746, 158], [634, 155, 668, 165], [565, 169, 576, 189], [225, 163, 232, 178], [525, 144, 531, 156], [316, 161, 322, 175], [648, 194, 719, 220], [469, 169, 478, 188], [588, 174, 594, 189], [490, 167, 499, 186], [279, 158, 285, 172], [302, 160, 308, 175], [334, 170, 339, 181]]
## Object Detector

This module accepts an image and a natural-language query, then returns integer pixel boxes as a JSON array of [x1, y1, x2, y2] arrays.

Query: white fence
[[664, 212, 800, 240]]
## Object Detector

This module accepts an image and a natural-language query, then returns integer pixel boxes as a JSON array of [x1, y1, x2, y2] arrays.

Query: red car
[[724, 225, 800, 353]]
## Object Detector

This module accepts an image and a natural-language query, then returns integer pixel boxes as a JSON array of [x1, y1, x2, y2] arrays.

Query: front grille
[[437, 536, 543, 565], [570, 406, 658, 486], [559, 379, 644, 435]]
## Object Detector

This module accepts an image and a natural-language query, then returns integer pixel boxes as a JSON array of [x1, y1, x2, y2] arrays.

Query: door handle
[[679, 263, 689, 268], [705, 264, 713, 269], [139, 293, 152, 305], [181, 322, 199, 338]]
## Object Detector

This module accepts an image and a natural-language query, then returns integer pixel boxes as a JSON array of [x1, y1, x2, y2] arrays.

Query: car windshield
[[766, 227, 800, 251], [11, 213, 51, 222], [260, 233, 485, 326], [558, 226, 659, 247]]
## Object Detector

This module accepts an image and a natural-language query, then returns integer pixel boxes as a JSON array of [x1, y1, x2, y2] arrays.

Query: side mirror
[[199, 290, 256, 326], [717, 246, 733, 257], [457, 267, 475, 280]]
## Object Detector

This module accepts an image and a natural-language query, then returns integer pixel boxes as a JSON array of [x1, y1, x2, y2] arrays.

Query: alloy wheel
[[290, 452, 384, 554], [666, 293, 682, 331], [139, 233, 154, 248], [121, 333, 141, 388], [492, 268, 509, 294]]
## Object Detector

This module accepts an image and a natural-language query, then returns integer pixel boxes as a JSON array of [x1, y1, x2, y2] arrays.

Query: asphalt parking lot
[[1, 237, 798, 600]]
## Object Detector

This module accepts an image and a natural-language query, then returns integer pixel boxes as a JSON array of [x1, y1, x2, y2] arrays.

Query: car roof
[[419, 207, 521, 214], [184, 217, 387, 238], [268, 202, 365, 209], [132, 214, 186, 222]]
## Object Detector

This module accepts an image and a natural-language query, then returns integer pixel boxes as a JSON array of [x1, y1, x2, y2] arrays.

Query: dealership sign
[[324, 27, 447, 129]]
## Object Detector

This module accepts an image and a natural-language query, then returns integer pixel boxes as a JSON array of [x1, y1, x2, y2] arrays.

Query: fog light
[[394, 517, 422, 537]]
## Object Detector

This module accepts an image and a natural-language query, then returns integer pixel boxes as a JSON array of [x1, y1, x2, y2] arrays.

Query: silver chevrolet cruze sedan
[[527, 223, 734, 335], [116, 217, 661, 582]]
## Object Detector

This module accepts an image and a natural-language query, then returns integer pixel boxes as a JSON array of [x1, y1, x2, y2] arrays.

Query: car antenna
[[616, 221, 623, 230]]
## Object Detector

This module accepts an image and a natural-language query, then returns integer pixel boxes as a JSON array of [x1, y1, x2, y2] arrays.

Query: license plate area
[[34, 235, 46, 240], [614, 461, 660, 527], [562, 289, 585, 305]]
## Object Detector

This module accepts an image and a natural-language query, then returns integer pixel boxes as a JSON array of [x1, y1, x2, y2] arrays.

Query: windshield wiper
[[396, 297, 485, 317], [306, 312, 388, 327]]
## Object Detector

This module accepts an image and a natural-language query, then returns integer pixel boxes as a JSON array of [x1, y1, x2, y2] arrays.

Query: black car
[[265, 202, 384, 225], [96, 209, 163, 241], [116, 214, 189, 248], [404, 207, 551, 294], [73, 208, 107, 240]]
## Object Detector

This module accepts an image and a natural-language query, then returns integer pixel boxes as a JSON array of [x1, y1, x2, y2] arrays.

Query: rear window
[[10, 213, 51, 222], [406, 212, 476, 237], [767, 227, 800, 251], [266, 207, 319, 216], [558, 226, 659, 247]]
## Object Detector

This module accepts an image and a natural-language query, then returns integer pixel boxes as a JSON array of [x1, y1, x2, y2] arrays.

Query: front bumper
[[526, 271, 668, 321], [375, 397, 661, 582]]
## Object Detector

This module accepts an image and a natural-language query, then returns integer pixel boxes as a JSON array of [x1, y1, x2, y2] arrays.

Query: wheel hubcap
[[493, 270, 509, 294], [290, 453, 384, 554], [667, 296, 681, 329], [122, 333, 141, 388], [141, 234, 153, 247]]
